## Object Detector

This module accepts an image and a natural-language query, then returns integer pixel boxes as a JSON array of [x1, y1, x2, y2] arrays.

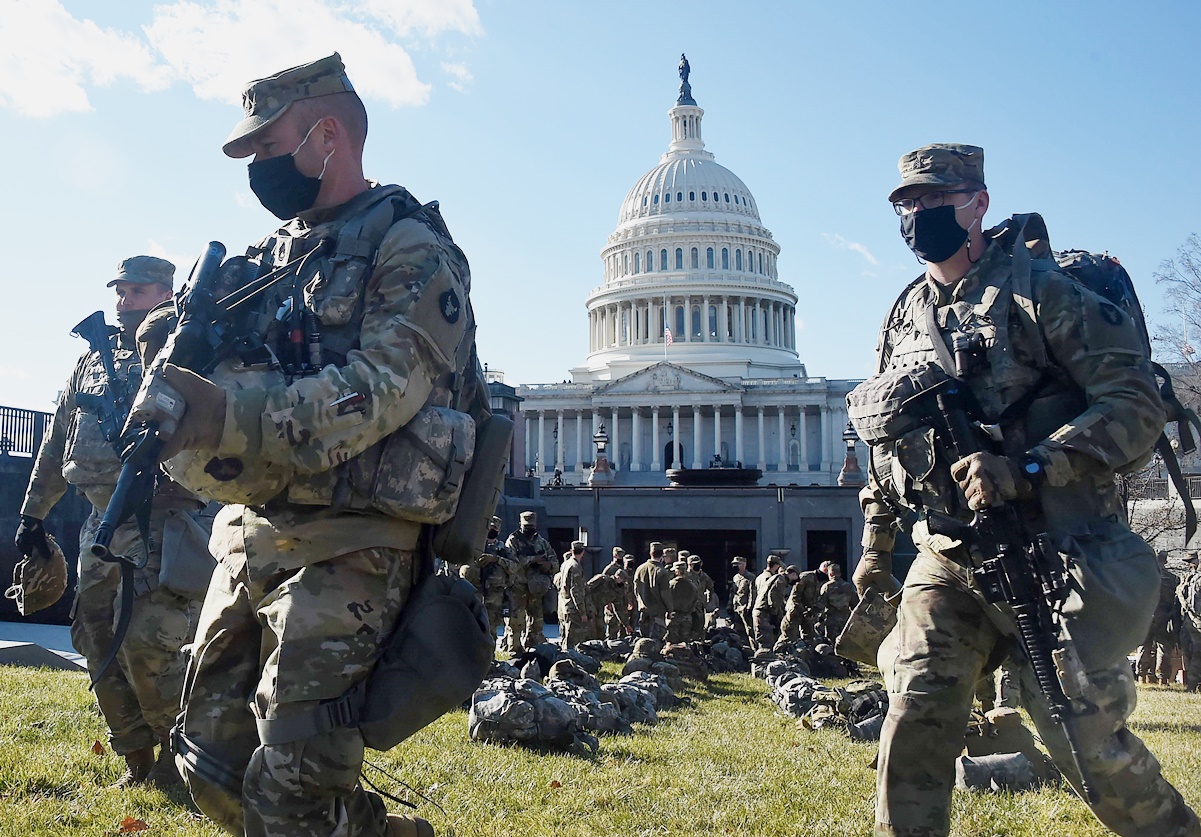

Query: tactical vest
[[62, 333, 140, 490], [870, 246, 1096, 523]]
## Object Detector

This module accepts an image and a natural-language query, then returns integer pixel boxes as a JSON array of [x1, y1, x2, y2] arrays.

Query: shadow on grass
[[1130, 720, 1201, 735], [3, 776, 79, 800], [693, 679, 764, 701]]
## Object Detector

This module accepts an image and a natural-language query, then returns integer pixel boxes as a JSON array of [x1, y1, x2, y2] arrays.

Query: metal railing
[[0, 406, 51, 457]]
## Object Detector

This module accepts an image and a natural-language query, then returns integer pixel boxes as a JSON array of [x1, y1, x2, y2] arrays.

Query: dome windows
[[665, 193, 671, 204], [701, 191, 708, 201], [736, 249, 743, 271], [660, 249, 668, 271], [689, 191, 695, 201], [722, 248, 729, 270], [675, 248, 683, 270], [706, 247, 714, 269], [690, 247, 699, 269], [724, 193, 730, 203], [653, 194, 659, 205], [677, 192, 683, 202]]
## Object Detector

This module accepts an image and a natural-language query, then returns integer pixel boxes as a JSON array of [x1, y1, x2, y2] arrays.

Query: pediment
[[595, 362, 739, 395]]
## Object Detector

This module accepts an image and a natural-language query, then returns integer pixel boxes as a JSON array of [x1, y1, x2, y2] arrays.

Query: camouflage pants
[[505, 584, 549, 651], [481, 585, 506, 641], [637, 610, 666, 641], [876, 551, 1200, 837], [729, 608, 752, 644], [664, 611, 692, 644], [177, 546, 412, 837], [753, 609, 780, 651], [558, 610, 588, 649], [1137, 617, 1178, 683], [821, 608, 852, 643], [72, 505, 199, 753], [779, 606, 816, 646], [1181, 620, 1201, 690], [605, 604, 632, 640]]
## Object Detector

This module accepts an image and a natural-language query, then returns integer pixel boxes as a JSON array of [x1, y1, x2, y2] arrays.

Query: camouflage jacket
[[207, 184, 478, 574], [634, 558, 673, 617], [668, 573, 700, 614], [729, 569, 755, 615], [819, 578, 858, 615], [505, 530, 557, 587], [470, 537, 515, 592], [754, 570, 787, 617], [556, 555, 587, 616], [586, 572, 624, 616], [785, 570, 823, 617], [862, 239, 1165, 556], [22, 330, 140, 517]]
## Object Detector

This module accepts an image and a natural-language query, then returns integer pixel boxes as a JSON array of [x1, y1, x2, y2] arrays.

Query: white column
[[555, 411, 565, 473], [702, 295, 710, 342], [777, 407, 786, 472], [575, 412, 584, 473], [735, 408, 744, 466], [714, 407, 722, 461], [537, 411, 546, 473], [756, 407, 766, 471], [672, 405, 682, 468], [632, 409, 642, 472], [738, 298, 746, 343], [524, 411, 531, 471], [754, 300, 762, 343], [644, 300, 652, 344], [820, 404, 832, 475], [651, 407, 661, 470], [611, 408, 620, 472], [799, 407, 809, 470], [691, 406, 703, 469]]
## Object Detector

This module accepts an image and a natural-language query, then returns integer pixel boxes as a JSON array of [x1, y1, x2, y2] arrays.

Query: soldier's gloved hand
[[159, 364, 227, 459], [950, 452, 1031, 511], [853, 548, 898, 597], [14, 515, 49, 559]]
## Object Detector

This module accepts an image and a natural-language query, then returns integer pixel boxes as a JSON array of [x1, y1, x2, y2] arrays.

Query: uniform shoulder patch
[[439, 288, 461, 323]]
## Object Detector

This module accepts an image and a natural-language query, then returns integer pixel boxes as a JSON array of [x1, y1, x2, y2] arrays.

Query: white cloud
[[144, 240, 198, 281], [0, 0, 481, 117], [0, 0, 172, 117], [821, 232, 879, 266], [442, 61, 473, 92]]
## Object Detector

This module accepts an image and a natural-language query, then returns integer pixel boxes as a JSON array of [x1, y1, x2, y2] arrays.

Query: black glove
[[15, 515, 49, 559]]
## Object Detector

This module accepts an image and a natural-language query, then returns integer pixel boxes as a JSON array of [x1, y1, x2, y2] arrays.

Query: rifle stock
[[71, 311, 133, 446]]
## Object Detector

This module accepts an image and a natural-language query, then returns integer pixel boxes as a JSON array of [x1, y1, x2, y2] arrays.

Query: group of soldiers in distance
[[1138, 550, 1201, 691], [457, 510, 860, 654]]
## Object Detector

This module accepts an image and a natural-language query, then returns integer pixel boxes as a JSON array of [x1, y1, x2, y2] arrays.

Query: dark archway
[[663, 440, 685, 469]]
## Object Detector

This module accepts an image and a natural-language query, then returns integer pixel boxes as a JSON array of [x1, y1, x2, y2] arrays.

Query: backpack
[[993, 213, 1201, 540]]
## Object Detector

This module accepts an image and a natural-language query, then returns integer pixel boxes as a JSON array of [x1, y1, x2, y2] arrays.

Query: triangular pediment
[[595, 362, 740, 395]]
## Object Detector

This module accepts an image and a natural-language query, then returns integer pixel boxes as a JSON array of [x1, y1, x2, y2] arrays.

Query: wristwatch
[[1019, 454, 1046, 487]]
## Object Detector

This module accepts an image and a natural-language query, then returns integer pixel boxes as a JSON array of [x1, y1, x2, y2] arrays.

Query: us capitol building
[[513, 58, 862, 487]]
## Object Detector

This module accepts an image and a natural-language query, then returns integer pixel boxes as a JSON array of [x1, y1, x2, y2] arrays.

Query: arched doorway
[[663, 440, 685, 469]]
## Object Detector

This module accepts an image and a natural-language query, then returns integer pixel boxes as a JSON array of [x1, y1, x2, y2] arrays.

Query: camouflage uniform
[[779, 569, 823, 645], [173, 55, 484, 837], [1177, 572, 1201, 691], [505, 521, 558, 652], [728, 563, 756, 641], [752, 569, 788, 651], [462, 530, 515, 638], [634, 551, 672, 640], [865, 145, 1199, 837], [689, 563, 716, 635], [20, 257, 205, 765], [587, 572, 627, 641], [601, 556, 636, 638], [818, 576, 859, 642], [556, 548, 588, 649], [665, 564, 700, 644], [1137, 561, 1180, 684]]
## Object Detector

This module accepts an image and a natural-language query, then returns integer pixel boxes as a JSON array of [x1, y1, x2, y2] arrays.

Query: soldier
[[752, 556, 788, 651], [586, 567, 627, 641], [1177, 562, 1201, 692], [15, 256, 210, 789], [612, 553, 639, 638], [164, 54, 484, 837], [778, 563, 824, 648], [817, 562, 858, 642], [727, 555, 756, 642], [505, 510, 558, 653], [634, 541, 672, 640], [687, 554, 717, 634], [665, 559, 700, 644], [461, 515, 514, 641], [555, 541, 589, 648], [857, 143, 1199, 836], [1137, 551, 1181, 685]]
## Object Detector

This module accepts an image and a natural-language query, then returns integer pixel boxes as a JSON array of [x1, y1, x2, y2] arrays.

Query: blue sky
[[1, 0, 1197, 410]]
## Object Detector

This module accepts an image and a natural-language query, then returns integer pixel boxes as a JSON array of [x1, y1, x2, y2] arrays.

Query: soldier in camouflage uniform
[[1177, 563, 1201, 692], [634, 542, 672, 640], [1137, 552, 1180, 685], [556, 541, 589, 648], [778, 563, 823, 648], [817, 562, 858, 642], [752, 558, 789, 651], [687, 555, 716, 635], [505, 511, 558, 653], [16, 256, 208, 789], [858, 143, 1199, 837], [665, 560, 700, 644], [587, 566, 628, 641], [163, 54, 485, 837], [727, 555, 755, 642], [600, 548, 635, 638], [460, 515, 514, 640]]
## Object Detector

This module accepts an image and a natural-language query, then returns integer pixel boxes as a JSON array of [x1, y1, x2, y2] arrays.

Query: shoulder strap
[[876, 274, 926, 373], [1005, 215, 1050, 370]]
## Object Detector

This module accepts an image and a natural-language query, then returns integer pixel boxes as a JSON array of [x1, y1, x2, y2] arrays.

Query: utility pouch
[[432, 413, 514, 566], [847, 362, 949, 445], [158, 510, 217, 599], [369, 406, 475, 524]]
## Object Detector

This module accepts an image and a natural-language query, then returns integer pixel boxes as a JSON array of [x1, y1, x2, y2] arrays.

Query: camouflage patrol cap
[[612, 546, 625, 557], [731, 555, 746, 565], [223, 53, 355, 158], [785, 564, 800, 576], [678, 550, 691, 559], [107, 255, 175, 289], [672, 560, 688, 571], [687, 555, 701, 567], [571, 540, 585, 552], [888, 143, 985, 202], [489, 515, 502, 527], [520, 511, 537, 525], [649, 541, 663, 554], [767, 554, 782, 567]]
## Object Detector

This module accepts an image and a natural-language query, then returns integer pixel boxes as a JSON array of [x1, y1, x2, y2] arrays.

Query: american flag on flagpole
[[664, 324, 673, 346]]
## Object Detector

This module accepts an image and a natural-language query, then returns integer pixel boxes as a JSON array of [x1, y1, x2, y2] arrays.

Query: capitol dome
[[576, 60, 802, 384]]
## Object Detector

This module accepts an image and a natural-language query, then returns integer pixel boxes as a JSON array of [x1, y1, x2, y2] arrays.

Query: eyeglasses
[[892, 189, 979, 216]]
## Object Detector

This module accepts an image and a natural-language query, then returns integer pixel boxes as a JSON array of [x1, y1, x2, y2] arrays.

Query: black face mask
[[487, 529, 499, 539], [899, 204, 969, 263], [248, 153, 323, 220]]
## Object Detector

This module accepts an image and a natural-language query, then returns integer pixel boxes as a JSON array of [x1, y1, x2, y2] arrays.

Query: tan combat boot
[[146, 735, 183, 789], [386, 813, 434, 837], [111, 746, 155, 788]]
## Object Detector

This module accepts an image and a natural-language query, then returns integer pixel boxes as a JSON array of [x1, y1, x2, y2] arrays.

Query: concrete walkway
[[0, 621, 84, 669]]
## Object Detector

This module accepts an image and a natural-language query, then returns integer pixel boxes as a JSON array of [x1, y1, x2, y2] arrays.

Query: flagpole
[[664, 291, 669, 360]]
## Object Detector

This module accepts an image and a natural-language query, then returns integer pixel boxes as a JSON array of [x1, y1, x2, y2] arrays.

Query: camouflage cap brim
[[887, 171, 965, 203], [222, 104, 295, 159]]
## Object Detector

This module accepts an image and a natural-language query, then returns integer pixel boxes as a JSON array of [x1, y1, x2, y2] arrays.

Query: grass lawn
[[1, 664, 1199, 836]]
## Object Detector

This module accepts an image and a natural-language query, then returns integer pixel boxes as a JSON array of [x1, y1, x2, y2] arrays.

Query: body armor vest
[[62, 334, 140, 489]]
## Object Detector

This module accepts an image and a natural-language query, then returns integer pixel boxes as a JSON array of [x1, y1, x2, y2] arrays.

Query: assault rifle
[[902, 375, 1098, 804], [71, 311, 135, 447]]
